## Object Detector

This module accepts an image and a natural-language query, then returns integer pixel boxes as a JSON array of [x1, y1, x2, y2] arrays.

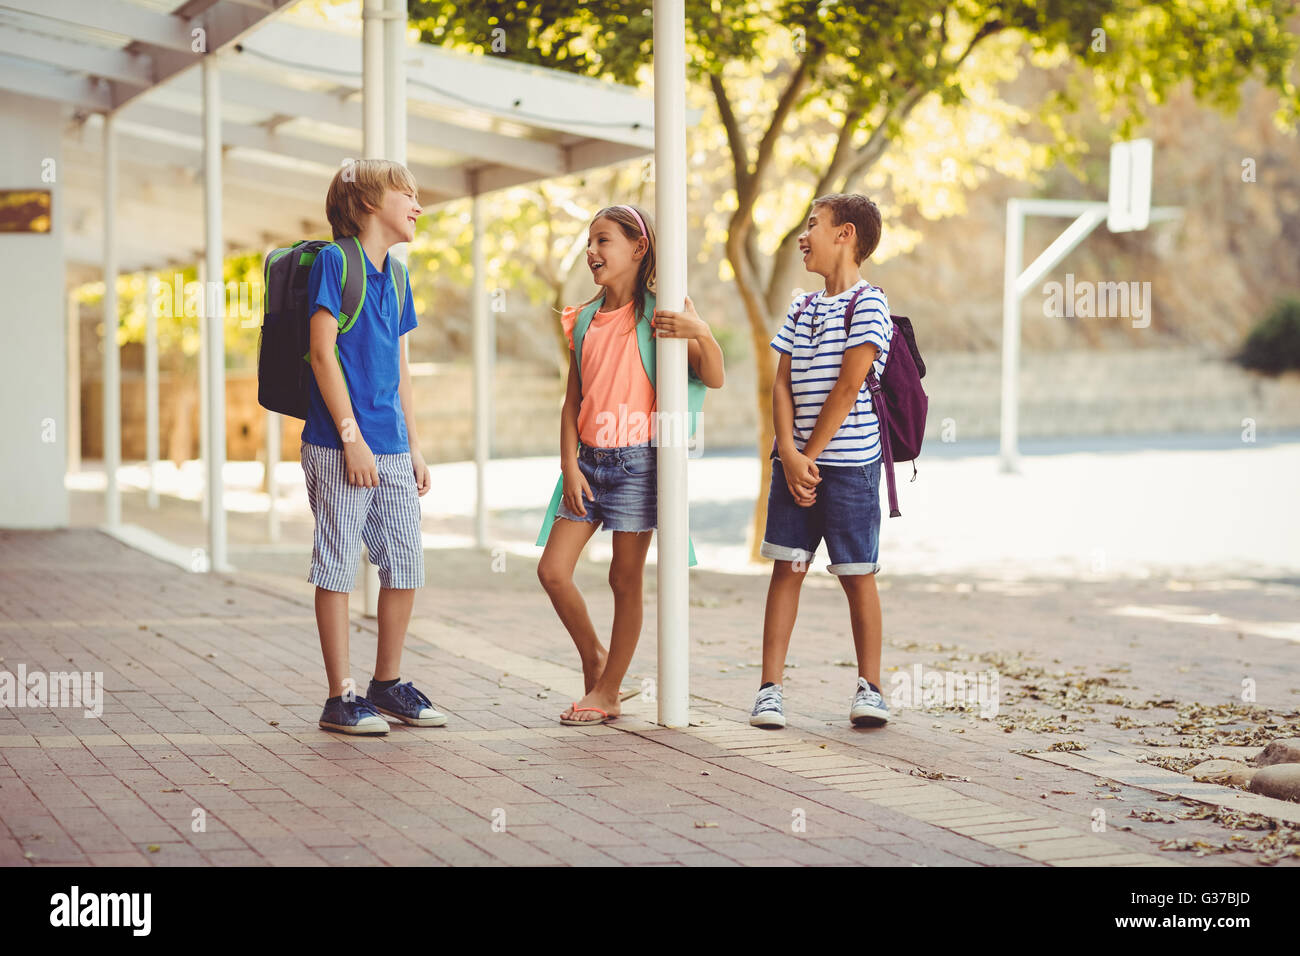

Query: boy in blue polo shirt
[[752, 193, 894, 730], [303, 158, 446, 735]]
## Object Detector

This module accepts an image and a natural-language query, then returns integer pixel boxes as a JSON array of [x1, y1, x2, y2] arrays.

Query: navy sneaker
[[319, 695, 389, 735], [850, 677, 889, 727], [367, 679, 448, 727]]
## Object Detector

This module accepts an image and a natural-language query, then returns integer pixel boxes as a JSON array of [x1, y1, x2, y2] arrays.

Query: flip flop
[[560, 704, 615, 726]]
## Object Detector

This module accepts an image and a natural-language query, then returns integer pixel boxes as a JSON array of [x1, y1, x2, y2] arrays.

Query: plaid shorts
[[301, 441, 425, 592]]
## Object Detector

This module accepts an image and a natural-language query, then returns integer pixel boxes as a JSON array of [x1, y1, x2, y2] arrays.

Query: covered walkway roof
[[0, 1, 661, 279]]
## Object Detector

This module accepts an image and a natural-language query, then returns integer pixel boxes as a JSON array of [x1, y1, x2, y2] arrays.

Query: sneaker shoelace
[[390, 681, 433, 713], [341, 696, 380, 717], [755, 687, 782, 710], [855, 684, 883, 705]]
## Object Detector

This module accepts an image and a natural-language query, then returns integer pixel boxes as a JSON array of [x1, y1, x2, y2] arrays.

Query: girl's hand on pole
[[652, 295, 709, 340]]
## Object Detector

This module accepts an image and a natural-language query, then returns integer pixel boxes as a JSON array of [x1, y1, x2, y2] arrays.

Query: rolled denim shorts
[[760, 454, 882, 575], [556, 441, 657, 533]]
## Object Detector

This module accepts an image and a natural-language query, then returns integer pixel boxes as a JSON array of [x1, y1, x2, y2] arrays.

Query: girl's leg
[[537, 516, 605, 691], [760, 559, 808, 686], [564, 529, 653, 721]]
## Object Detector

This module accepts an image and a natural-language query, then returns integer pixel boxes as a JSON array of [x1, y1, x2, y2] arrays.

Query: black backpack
[[257, 235, 407, 419]]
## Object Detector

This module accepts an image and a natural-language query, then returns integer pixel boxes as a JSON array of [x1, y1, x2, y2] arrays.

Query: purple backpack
[[778, 286, 928, 516]]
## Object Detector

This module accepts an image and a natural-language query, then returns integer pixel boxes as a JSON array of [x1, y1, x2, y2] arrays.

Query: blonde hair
[[325, 159, 418, 240], [575, 204, 657, 335]]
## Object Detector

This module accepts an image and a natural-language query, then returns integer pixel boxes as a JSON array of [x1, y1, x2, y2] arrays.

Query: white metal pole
[[198, 258, 209, 520], [360, 0, 410, 616], [203, 56, 227, 572], [362, 0, 384, 158], [383, 0, 407, 167], [472, 191, 489, 549], [102, 113, 120, 528], [266, 410, 280, 542], [145, 274, 159, 509], [653, 0, 690, 729], [361, 1, 384, 613], [66, 289, 81, 475], [999, 200, 1024, 474]]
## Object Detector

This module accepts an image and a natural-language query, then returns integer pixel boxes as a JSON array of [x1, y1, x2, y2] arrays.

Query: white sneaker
[[750, 684, 786, 728], [850, 677, 889, 727]]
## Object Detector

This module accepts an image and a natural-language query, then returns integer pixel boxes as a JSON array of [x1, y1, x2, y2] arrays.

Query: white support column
[[999, 199, 1024, 475], [358, 0, 410, 616], [265, 409, 280, 542], [198, 258, 209, 520], [362, 0, 384, 158], [102, 112, 121, 528], [653, 0, 690, 729], [66, 289, 80, 475], [383, 0, 407, 165], [203, 55, 227, 573], [471, 190, 489, 549], [145, 273, 159, 509]]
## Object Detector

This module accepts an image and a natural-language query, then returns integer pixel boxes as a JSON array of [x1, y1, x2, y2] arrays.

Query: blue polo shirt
[[302, 242, 417, 453]]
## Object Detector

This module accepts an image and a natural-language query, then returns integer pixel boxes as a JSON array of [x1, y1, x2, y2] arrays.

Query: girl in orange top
[[537, 204, 725, 725]]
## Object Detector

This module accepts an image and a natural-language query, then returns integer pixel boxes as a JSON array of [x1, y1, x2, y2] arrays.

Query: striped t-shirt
[[769, 280, 893, 466]]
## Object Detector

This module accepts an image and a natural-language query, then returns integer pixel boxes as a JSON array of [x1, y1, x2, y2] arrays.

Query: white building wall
[[0, 91, 68, 528]]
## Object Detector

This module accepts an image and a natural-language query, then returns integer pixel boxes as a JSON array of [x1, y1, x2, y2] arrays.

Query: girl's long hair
[[574, 204, 657, 335]]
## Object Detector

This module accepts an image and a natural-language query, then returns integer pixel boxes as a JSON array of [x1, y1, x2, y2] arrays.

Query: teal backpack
[[536, 291, 707, 566]]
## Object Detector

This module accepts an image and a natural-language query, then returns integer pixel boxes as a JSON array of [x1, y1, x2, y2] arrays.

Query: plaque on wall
[[0, 190, 52, 233]]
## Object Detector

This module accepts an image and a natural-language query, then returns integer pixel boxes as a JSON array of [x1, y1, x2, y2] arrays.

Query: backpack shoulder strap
[[572, 294, 605, 391], [334, 236, 367, 334], [841, 283, 868, 336], [388, 255, 408, 319], [634, 291, 657, 386]]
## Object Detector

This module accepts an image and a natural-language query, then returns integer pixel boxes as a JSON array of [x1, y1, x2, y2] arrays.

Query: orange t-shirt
[[561, 300, 656, 447]]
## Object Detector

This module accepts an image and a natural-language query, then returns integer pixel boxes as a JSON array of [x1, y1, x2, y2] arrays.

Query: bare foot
[[560, 688, 621, 723]]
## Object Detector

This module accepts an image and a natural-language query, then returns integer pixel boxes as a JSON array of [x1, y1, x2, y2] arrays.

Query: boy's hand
[[411, 448, 430, 496], [343, 438, 379, 487], [781, 452, 820, 507], [561, 460, 594, 516], [652, 295, 709, 340]]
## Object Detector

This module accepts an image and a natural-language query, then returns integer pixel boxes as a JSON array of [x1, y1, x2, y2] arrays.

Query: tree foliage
[[414, 0, 1299, 559]]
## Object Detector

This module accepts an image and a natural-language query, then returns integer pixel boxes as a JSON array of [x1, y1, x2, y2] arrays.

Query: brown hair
[[325, 159, 418, 240], [811, 193, 882, 264], [576, 204, 657, 335]]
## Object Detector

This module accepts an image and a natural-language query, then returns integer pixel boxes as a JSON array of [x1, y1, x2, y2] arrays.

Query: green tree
[[412, 0, 1300, 559]]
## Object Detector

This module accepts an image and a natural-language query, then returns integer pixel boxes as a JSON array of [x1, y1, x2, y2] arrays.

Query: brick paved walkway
[[2, 529, 1297, 866]]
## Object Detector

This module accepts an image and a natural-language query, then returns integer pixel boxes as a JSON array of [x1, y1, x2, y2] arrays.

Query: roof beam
[[242, 20, 661, 150], [204, 63, 568, 176], [0, 27, 154, 87], [4, 0, 196, 53], [0, 59, 111, 110], [115, 102, 470, 196]]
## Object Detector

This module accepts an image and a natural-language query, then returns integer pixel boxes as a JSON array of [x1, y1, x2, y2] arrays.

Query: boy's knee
[[774, 558, 809, 579]]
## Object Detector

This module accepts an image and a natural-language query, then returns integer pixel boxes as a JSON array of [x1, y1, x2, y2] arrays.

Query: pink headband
[[618, 204, 647, 239]]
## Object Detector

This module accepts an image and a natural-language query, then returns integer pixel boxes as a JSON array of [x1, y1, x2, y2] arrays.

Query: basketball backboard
[[1107, 138, 1153, 233]]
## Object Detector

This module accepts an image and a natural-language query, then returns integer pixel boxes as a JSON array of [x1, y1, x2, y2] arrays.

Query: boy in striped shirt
[[752, 193, 894, 730]]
